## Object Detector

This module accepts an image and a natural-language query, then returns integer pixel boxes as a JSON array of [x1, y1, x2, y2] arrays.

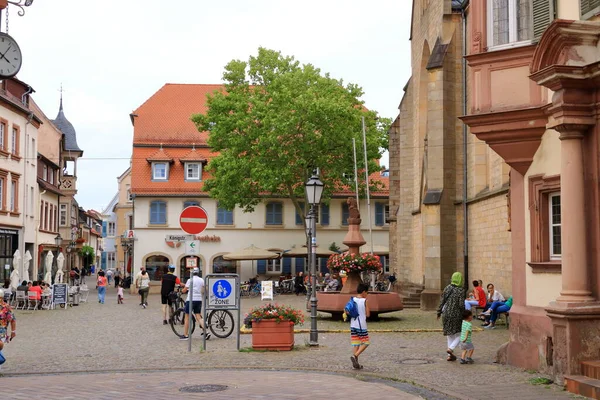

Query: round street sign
[[180, 206, 209, 235]]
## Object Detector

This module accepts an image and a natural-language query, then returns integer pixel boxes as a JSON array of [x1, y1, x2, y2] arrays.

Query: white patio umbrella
[[22, 250, 31, 282], [222, 245, 280, 261], [44, 251, 54, 284], [55, 253, 65, 284], [9, 266, 19, 291], [12, 249, 21, 282]]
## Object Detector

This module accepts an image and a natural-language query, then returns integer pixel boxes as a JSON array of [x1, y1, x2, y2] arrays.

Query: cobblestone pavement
[[1, 288, 575, 399]]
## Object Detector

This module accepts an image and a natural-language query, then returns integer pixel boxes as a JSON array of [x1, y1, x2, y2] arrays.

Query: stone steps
[[399, 282, 424, 309], [565, 360, 600, 399]]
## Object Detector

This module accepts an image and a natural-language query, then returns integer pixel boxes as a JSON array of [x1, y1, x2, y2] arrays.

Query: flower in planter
[[243, 303, 305, 328], [327, 252, 382, 274]]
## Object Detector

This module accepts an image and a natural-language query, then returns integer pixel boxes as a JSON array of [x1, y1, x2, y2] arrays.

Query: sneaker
[[201, 332, 211, 340], [179, 336, 189, 341], [460, 358, 467, 364], [351, 356, 360, 369], [482, 310, 492, 316], [142, 304, 146, 309], [484, 324, 496, 330], [466, 358, 474, 364], [163, 320, 168, 325]]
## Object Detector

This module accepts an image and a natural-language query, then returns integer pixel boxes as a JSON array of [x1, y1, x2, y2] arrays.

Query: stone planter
[[251, 320, 294, 351]]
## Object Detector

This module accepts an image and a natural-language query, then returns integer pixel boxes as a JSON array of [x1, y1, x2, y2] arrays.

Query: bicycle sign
[[207, 277, 237, 308]]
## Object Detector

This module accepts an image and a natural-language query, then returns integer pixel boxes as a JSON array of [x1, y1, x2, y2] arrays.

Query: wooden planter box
[[251, 320, 294, 351]]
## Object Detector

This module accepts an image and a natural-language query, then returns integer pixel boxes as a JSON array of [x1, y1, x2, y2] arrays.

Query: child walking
[[350, 283, 370, 369], [460, 309, 474, 364], [117, 283, 124, 304]]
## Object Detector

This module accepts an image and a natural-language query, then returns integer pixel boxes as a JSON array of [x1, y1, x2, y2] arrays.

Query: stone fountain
[[316, 197, 403, 319]]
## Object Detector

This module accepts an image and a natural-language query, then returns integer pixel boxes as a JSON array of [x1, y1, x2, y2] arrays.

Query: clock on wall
[[0, 32, 22, 78]]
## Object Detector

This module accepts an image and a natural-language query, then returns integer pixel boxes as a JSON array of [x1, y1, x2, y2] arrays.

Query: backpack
[[69, 271, 76, 278], [344, 297, 360, 320]]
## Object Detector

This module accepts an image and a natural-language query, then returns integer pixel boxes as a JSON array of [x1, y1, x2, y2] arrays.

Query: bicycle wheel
[[207, 309, 235, 338], [170, 308, 195, 338]]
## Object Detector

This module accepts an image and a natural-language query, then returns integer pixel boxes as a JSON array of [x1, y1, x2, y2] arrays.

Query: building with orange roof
[[128, 83, 390, 293]]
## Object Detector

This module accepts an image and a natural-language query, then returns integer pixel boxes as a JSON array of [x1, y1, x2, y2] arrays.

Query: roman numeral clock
[[0, 32, 22, 78]]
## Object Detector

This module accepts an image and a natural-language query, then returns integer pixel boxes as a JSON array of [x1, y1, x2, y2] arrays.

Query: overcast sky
[[8, 0, 411, 212]]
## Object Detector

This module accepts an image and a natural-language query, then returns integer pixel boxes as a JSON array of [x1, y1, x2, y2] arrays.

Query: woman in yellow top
[[97, 270, 107, 304]]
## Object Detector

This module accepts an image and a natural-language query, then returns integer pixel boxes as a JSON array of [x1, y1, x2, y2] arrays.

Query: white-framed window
[[487, 0, 532, 50], [108, 222, 116, 237], [267, 258, 281, 274], [0, 122, 5, 150], [11, 127, 17, 155], [107, 252, 116, 269], [152, 162, 168, 181], [185, 162, 201, 181], [549, 193, 561, 259], [43, 165, 48, 181], [49, 169, 54, 185], [10, 180, 16, 212], [127, 188, 132, 202], [60, 204, 67, 226]]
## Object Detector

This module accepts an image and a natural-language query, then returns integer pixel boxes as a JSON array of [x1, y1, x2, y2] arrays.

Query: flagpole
[[352, 138, 360, 209], [362, 117, 373, 255]]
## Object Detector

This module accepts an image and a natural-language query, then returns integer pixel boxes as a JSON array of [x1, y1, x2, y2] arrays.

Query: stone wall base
[[420, 289, 442, 311], [496, 305, 553, 373]]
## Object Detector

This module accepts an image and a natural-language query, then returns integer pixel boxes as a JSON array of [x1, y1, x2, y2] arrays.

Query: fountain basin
[[316, 291, 403, 320]]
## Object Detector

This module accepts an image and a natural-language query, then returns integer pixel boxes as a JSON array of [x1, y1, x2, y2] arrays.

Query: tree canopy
[[192, 47, 390, 219]]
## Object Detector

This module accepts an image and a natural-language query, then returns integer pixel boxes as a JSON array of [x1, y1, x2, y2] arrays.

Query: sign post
[[52, 283, 68, 310], [180, 206, 209, 352], [204, 274, 241, 351]]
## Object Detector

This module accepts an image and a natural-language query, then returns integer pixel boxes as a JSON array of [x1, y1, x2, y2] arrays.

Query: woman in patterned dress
[[437, 272, 465, 361], [0, 288, 16, 369]]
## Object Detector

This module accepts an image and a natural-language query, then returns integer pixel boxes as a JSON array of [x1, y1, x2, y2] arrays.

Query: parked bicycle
[[170, 287, 235, 339]]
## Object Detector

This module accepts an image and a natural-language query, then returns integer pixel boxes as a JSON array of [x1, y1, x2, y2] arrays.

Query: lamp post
[[305, 171, 324, 346]]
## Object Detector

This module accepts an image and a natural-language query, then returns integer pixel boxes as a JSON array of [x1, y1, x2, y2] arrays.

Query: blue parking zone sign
[[208, 277, 237, 308]]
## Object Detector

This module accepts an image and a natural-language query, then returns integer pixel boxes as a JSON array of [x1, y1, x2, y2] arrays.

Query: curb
[[239, 327, 485, 334]]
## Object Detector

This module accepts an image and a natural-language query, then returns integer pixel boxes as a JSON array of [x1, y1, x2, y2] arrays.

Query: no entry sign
[[180, 206, 209, 235]]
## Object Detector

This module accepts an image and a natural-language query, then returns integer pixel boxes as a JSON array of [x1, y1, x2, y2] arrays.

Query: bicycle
[[170, 288, 235, 339]]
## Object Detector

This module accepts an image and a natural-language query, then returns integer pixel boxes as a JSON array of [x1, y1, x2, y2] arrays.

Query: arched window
[[179, 256, 202, 281], [145, 255, 170, 281], [213, 256, 236, 274]]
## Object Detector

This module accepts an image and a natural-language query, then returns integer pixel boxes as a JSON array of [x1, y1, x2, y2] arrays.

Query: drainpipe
[[459, 0, 470, 290], [21, 111, 34, 279]]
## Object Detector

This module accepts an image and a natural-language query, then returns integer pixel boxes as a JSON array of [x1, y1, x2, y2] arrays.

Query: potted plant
[[244, 303, 305, 351], [327, 252, 382, 293]]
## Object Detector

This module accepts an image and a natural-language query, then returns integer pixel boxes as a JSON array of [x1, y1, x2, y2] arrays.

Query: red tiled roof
[[146, 148, 175, 162], [179, 148, 208, 163], [132, 83, 224, 145], [132, 147, 216, 195]]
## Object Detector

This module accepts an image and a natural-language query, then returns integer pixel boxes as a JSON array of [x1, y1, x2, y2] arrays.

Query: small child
[[117, 283, 124, 304], [460, 309, 474, 364], [350, 283, 370, 370]]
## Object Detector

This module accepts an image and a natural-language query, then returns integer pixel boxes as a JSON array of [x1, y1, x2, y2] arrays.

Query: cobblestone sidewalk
[[0, 289, 576, 399]]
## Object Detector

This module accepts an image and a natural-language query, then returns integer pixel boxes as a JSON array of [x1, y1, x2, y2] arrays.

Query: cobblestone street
[[1, 287, 575, 399]]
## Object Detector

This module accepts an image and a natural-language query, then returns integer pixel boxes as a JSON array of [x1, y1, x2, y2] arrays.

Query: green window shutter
[[533, 0, 555, 41], [581, 0, 600, 19]]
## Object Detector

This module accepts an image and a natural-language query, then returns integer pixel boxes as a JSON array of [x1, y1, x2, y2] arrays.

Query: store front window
[[179, 256, 202, 281], [213, 256, 237, 274], [145, 255, 170, 282], [0, 229, 18, 283]]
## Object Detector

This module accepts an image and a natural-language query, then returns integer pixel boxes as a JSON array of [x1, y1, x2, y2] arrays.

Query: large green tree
[[192, 48, 390, 222]]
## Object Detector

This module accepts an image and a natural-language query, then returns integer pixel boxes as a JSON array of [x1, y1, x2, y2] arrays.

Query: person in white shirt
[[181, 268, 210, 340], [482, 283, 505, 314]]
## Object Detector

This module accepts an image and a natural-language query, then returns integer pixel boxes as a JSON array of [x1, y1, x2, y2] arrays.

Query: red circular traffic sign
[[180, 206, 209, 235]]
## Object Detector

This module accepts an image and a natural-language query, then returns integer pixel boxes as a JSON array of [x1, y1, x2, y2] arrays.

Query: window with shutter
[[487, 0, 533, 49], [283, 258, 292, 274], [295, 257, 305, 273], [320, 204, 330, 226], [257, 260, 267, 274], [532, 0, 555, 41], [581, 0, 600, 19], [295, 202, 305, 225]]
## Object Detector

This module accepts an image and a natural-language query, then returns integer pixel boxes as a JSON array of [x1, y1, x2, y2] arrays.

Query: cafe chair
[[27, 291, 39, 311]]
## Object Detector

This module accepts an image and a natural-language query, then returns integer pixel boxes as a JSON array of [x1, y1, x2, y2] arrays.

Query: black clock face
[[0, 33, 22, 78]]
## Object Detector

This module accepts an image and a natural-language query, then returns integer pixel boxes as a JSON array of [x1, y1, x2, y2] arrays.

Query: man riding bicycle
[[161, 265, 181, 325], [181, 267, 210, 340]]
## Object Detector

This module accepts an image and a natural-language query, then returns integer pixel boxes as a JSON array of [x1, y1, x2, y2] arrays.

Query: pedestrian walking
[[106, 269, 113, 285], [137, 270, 150, 308], [160, 265, 181, 325], [459, 309, 474, 364], [114, 268, 121, 288], [350, 283, 370, 370], [0, 288, 16, 370], [117, 283, 124, 304], [437, 272, 465, 362], [96, 270, 107, 304]]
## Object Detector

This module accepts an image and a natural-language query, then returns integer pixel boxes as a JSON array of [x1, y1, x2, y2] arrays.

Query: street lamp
[[305, 171, 324, 346], [54, 233, 62, 248]]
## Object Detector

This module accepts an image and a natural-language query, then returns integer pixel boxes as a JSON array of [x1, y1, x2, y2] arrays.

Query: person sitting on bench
[[482, 296, 512, 329]]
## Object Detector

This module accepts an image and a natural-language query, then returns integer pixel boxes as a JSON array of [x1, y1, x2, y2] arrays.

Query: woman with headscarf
[[437, 272, 465, 361]]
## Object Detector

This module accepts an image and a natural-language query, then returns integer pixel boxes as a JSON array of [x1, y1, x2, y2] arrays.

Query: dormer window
[[152, 162, 168, 181], [185, 162, 201, 181]]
